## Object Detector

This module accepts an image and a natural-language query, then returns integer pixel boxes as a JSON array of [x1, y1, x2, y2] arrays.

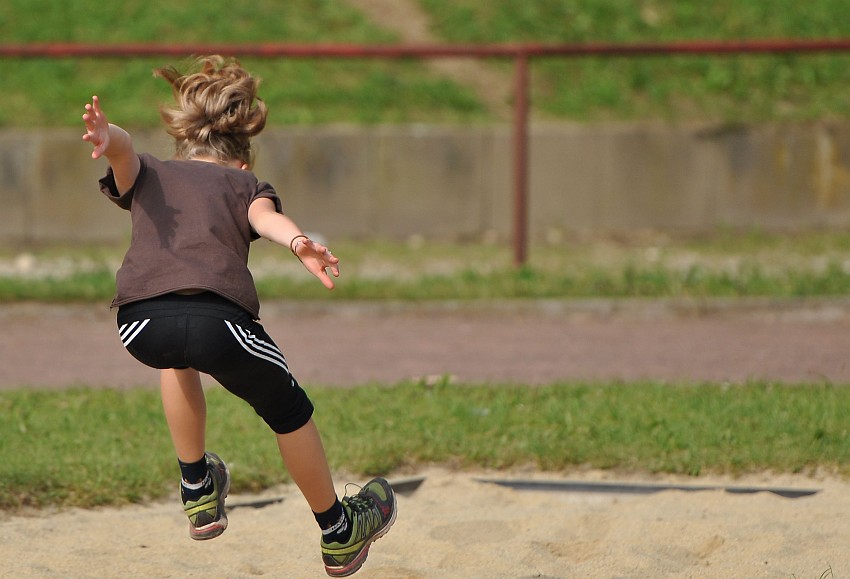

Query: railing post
[[512, 51, 530, 266]]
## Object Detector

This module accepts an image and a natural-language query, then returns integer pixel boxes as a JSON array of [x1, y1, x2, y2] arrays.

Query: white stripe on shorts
[[119, 319, 150, 348], [224, 320, 290, 373]]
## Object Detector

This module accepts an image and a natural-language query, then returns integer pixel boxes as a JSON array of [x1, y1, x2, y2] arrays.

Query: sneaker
[[321, 477, 397, 577], [182, 452, 231, 541]]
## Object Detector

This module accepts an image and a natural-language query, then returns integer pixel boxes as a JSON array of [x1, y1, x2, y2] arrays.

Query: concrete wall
[[4, 122, 850, 245]]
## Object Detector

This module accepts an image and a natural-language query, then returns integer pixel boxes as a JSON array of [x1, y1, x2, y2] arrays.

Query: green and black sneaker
[[182, 452, 231, 541], [321, 478, 397, 577]]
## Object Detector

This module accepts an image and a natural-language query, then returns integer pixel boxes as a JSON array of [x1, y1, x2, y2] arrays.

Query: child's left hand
[[294, 239, 341, 290]]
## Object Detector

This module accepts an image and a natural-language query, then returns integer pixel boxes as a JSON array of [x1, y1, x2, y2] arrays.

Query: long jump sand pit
[[0, 467, 846, 578], [2, 299, 850, 577]]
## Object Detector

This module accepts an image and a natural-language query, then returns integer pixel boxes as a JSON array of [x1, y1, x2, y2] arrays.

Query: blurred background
[[3, 0, 850, 299]]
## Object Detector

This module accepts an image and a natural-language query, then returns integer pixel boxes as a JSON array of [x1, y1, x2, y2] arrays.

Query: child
[[81, 56, 395, 577]]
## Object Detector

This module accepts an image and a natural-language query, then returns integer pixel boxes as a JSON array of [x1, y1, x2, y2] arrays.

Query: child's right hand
[[82, 95, 111, 159]]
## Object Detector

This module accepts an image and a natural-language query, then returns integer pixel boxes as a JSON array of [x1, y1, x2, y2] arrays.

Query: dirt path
[[3, 298, 850, 390]]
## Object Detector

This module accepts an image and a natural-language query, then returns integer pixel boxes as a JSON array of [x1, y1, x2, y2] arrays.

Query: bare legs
[[160, 368, 338, 512], [160, 368, 206, 463], [276, 419, 338, 513]]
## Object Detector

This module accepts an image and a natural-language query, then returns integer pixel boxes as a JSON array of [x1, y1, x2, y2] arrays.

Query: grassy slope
[[0, 0, 484, 126], [2, 0, 850, 125], [418, 0, 850, 122]]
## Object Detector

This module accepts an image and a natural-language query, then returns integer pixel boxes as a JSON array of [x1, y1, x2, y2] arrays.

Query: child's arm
[[82, 95, 140, 194], [248, 198, 341, 290]]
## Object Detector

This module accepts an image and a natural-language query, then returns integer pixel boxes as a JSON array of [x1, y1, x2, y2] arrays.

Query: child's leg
[[160, 368, 206, 462], [161, 367, 231, 541], [276, 418, 338, 513]]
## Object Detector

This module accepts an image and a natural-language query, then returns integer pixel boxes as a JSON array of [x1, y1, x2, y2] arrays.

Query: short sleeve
[[253, 181, 283, 214], [99, 154, 146, 210], [248, 181, 284, 241]]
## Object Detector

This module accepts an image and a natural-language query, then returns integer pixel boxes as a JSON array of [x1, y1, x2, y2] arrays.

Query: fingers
[[82, 96, 109, 158], [91, 143, 107, 160], [310, 260, 336, 289], [305, 241, 340, 268], [327, 260, 340, 278], [318, 271, 336, 290], [82, 96, 105, 128], [316, 252, 339, 289], [82, 107, 95, 131], [323, 249, 340, 279], [298, 241, 340, 289], [84, 95, 102, 119], [322, 248, 341, 277]]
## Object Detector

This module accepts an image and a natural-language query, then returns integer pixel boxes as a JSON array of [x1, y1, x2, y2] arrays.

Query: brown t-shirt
[[99, 153, 282, 319]]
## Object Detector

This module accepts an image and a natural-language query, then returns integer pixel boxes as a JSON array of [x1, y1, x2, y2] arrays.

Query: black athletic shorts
[[116, 292, 314, 434]]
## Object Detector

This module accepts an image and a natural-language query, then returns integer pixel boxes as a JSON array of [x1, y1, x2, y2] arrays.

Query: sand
[[0, 467, 846, 578]]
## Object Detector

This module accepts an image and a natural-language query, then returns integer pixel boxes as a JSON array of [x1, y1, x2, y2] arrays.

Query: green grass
[[4, 230, 850, 302], [255, 261, 850, 301], [0, 0, 485, 126], [2, 0, 850, 125], [419, 0, 850, 122], [2, 380, 849, 511]]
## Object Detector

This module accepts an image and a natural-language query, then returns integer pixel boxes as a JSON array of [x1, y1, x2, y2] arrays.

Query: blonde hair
[[154, 56, 267, 167]]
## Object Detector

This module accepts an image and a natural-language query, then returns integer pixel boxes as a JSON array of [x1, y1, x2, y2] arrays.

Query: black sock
[[178, 457, 211, 502], [314, 499, 352, 544]]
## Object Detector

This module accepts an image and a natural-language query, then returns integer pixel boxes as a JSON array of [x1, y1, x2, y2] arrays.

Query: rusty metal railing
[[5, 39, 850, 263]]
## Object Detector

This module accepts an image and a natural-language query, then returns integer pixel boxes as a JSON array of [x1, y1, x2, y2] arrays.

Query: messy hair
[[154, 56, 267, 167]]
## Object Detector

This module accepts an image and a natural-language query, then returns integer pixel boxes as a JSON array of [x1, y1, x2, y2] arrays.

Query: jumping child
[[81, 55, 396, 577]]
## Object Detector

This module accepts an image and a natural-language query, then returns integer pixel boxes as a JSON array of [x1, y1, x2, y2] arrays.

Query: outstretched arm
[[248, 198, 341, 290], [82, 95, 140, 194]]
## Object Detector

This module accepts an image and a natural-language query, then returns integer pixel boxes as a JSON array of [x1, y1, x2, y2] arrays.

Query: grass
[[2, 0, 850, 125], [4, 230, 850, 302], [419, 0, 850, 123], [1, 379, 850, 511], [0, 0, 485, 126]]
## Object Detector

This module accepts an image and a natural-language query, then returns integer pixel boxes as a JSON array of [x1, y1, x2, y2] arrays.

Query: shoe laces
[[343, 486, 383, 540]]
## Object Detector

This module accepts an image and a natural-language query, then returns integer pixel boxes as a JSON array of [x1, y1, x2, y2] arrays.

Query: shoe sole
[[324, 485, 398, 577], [189, 453, 231, 541]]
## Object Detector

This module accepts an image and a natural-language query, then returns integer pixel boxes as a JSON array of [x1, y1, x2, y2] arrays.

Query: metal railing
[[5, 39, 850, 263]]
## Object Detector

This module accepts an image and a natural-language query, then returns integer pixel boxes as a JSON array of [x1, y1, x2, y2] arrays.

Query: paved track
[[3, 298, 850, 389]]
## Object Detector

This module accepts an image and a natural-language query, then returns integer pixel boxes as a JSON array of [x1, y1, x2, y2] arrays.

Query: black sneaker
[[321, 478, 397, 577]]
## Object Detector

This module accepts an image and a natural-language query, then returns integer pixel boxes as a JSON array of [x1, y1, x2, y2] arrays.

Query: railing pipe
[[4, 39, 850, 58], [512, 53, 530, 267]]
